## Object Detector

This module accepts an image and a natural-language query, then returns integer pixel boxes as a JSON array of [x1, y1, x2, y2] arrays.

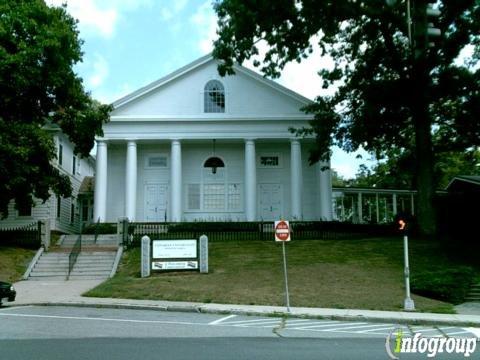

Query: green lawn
[[85, 237, 470, 313], [0, 246, 36, 283]]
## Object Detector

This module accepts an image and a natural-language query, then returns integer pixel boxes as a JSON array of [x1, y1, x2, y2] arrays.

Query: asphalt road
[[0, 306, 478, 360]]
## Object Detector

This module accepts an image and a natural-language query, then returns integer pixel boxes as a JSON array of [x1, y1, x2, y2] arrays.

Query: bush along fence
[[120, 220, 397, 248], [0, 221, 42, 249]]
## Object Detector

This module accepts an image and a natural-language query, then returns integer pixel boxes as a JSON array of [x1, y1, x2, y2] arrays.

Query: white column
[[318, 160, 333, 221], [357, 192, 363, 223], [170, 140, 182, 222], [125, 140, 137, 221], [244, 139, 257, 221], [93, 140, 108, 222], [393, 193, 398, 215], [290, 139, 302, 220]]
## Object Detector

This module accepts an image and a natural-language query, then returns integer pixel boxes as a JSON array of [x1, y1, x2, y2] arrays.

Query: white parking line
[[285, 321, 338, 327], [0, 306, 32, 312], [324, 324, 392, 332], [465, 328, 480, 337], [357, 326, 397, 333], [208, 314, 237, 325], [0, 312, 209, 327], [222, 318, 279, 324], [443, 330, 472, 336], [295, 322, 366, 330]]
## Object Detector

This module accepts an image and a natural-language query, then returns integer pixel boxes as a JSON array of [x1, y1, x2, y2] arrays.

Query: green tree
[[212, 0, 480, 235], [354, 147, 480, 189], [0, 0, 111, 215]]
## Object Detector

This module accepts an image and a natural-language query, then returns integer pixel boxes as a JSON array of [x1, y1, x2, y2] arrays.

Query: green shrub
[[411, 266, 475, 304]]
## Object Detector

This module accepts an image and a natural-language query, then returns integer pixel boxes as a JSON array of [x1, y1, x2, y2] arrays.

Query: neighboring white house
[[0, 126, 95, 233], [94, 54, 333, 223]]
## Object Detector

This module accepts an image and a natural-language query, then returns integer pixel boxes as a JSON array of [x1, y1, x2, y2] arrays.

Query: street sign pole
[[282, 240, 291, 312], [275, 220, 291, 312], [403, 233, 415, 311]]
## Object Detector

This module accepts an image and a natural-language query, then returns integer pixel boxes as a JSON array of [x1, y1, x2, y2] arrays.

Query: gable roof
[[112, 53, 313, 110], [446, 175, 480, 191]]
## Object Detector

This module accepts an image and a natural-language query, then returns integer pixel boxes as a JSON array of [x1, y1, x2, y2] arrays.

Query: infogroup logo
[[385, 328, 478, 358]]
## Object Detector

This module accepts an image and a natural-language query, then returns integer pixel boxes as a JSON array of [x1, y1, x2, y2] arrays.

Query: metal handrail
[[67, 228, 82, 280], [93, 217, 101, 244]]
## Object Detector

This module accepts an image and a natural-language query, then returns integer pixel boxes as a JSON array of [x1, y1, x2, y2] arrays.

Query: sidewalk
[[7, 279, 480, 327]]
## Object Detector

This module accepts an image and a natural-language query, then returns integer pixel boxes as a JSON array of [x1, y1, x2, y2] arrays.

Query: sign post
[[275, 220, 291, 312], [398, 218, 415, 311]]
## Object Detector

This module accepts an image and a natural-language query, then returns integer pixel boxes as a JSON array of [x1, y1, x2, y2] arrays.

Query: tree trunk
[[413, 103, 436, 236], [412, 1, 437, 236]]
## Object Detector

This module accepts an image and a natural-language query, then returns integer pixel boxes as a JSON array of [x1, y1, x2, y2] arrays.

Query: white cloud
[[160, 0, 188, 21], [46, 0, 118, 38], [46, 0, 153, 39], [190, 1, 218, 53], [244, 36, 336, 100], [94, 83, 133, 104], [87, 54, 109, 89]]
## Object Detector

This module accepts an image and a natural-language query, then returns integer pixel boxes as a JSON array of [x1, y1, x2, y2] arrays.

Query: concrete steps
[[67, 252, 116, 279], [28, 250, 118, 281], [60, 234, 119, 248], [465, 284, 480, 302], [29, 253, 69, 280]]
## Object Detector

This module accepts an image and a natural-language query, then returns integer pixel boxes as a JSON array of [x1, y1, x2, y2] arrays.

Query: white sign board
[[152, 261, 198, 270], [152, 239, 197, 259]]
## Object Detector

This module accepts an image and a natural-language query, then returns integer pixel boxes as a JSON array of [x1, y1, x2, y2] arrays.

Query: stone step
[[30, 271, 68, 277], [28, 275, 67, 281], [70, 270, 111, 276], [74, 262, 113, 269], [33, 263, 68, 270], [464, 298, 480, 302], [68, 275, 109, 280]]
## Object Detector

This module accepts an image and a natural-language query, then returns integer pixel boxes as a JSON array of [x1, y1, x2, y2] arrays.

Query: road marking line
[[222, 318, 280, 325], [324, 324, 391, 332], [443, 330, 472, 336], [465, 328, 480, 337], [0, 306, 32, 312], [357, 326, 397, 333], [294, 321, 365, 330], [285, 321, 337, 327], [0, 312, 213, 327], [412, 328, 447, 333], [208, 314, 237, 325]]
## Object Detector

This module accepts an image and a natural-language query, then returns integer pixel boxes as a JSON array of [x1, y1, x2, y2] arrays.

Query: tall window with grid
[[204, 80, 225, 113]]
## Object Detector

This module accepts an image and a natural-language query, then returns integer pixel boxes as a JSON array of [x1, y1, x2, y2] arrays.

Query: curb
[[6, 301, 480, 328]]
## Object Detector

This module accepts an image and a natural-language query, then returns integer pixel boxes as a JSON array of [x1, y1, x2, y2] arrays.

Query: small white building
[[0, 126, 95, 233], [94, 54, 333, 223]]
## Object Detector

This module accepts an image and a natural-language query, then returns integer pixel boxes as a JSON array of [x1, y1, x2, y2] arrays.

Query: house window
[[57, 197, 61, 218], [17, 201, 31, 217], [187, 184, 201, 210], [227, 184, 241, 210], [204, 184, 225, 210], [58, 142, 63, 166], [204, 80, 225, 113], [146, 155, 168, 168], [72, 156, 76, 175], [258, 153, 282, 168]]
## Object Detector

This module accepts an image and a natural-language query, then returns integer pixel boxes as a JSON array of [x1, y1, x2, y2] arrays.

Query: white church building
[[94, 54, 333, 223]]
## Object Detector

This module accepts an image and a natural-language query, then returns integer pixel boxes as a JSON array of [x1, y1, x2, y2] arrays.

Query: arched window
[[204, 80, 225, 113], [204, 156, 225, 174]]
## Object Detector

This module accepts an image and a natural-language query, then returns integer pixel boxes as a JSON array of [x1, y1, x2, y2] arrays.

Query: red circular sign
[[275, 221, 290, 241]]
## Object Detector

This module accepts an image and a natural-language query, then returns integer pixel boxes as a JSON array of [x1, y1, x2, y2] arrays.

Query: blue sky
[[46, 0, 374, 179]]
